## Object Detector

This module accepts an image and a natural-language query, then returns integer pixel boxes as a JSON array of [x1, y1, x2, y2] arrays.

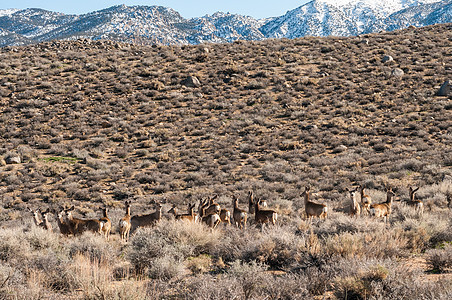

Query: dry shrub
[[68, 233, 116, 263], [426, 244, 452, 273], [185, 254, 213, 274], [128, 219, 220, 278]]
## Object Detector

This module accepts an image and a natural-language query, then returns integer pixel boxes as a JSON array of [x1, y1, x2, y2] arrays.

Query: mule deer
[[200, 207, 221, 229], [302, 186, 327, 220], [347, 188, 361, 217], [100, 207, 112, 240], [253, 197, 277, 228], [41, 208, 53, 231], [168, 203, 197, 222], [119, 201, 131, 241], [219, 208, 231, 226], [232, 196, 247, 229], [408, 187, 423, 216], [369, 187, 395, 223], [359, 185, 372, 215], [29, 208, 43, 227], [130, 202, 163, 232], [248, 191, 267, 215], [56, 208, 72, 236], [65, 206, 102, 235]]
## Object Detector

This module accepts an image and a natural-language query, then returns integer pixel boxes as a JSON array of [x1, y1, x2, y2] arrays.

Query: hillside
[[0, 24, 450, 299]]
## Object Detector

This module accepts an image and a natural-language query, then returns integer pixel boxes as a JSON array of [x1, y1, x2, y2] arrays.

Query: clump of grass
[[426, 244, 452, 273]]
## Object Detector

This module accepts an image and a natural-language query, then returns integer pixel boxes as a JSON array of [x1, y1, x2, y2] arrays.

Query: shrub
[[426, 244, 452, 273]]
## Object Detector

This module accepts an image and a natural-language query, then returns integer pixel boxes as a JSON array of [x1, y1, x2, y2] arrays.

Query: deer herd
[[28, 185, 435, 241]]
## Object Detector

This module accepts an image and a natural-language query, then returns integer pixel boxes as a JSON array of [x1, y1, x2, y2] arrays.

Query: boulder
[[437, 80, 451, 96], [391, 68, 404, 77], [5, 155, 21, 164], [382, 55, 394, 63], [181, 76, 201, 88]]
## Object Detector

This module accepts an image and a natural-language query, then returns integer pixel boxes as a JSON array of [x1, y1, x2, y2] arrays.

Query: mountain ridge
[[0, 0, 451, 46]]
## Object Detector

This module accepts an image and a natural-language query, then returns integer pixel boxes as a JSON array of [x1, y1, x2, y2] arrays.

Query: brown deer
[[248, 191, 267, 215], [253, 197, 277, 228], [369, 187, 395, 223], [168, 203, 197, 222], [65, 206, 102, 235], [302, 186, 327, 220], [119, 201, 132, 241], [29, 207, 43, 227], [408, 187, 423, 216], [219, 208, 231, 226], [347, 188, 361, 217], [41, 208, 53, 231], [56, 208, 72, 236], [100, 207, 112, 240], [359, 185, 372, 215], [200, 206, 221, 229], [130, 202, 163, 232], [232, 196, 247, 229]]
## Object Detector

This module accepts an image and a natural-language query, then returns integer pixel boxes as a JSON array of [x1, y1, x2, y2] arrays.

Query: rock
[[391, 68, 404, 77], [5, 155, 21, 164], [437, 80, 451, 96], [360, 39, 369, 45], [181, 76, 201, 88], [332, 145, 348, 153], [382, 55, 394, 63]]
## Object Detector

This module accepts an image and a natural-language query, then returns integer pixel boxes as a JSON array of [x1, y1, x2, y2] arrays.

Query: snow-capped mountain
[[0, 0, 450, 47]]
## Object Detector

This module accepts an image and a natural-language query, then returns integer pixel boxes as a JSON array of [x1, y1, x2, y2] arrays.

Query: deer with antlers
[[347, 188, 361, 217], [369, 187, 395, 223], [359, 185, 372, 216], [130, 201, 163, 233], [65, 206, 102, 235], [232, 196, 247, 229], [100, 207, 112, 240], [119, 201, 132, 241], [407, 187, 423, 216], [302, 186, 328, 220]]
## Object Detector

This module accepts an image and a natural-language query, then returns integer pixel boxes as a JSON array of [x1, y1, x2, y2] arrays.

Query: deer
[[41, 208, 53, 231], [100, 207, 112, 240], [407, 187, 423, 216], [65, 206, 102, 236], [130, 202, 163, 233], [253, 197, 277, 229], [248, 191, 267, 215], [232, 196, 247, 229], [56, 208, 72, 236], [302, 186, 328, 220], [28, 207, 43, 227], [359, 185, 372, 216], [219, 208, 231, 226], [347, 188, 361, 217], [200, 206, 221, 229], [119, 201, 132, 241], [369, 187, 395, 223], [168, 203, 197, 222]]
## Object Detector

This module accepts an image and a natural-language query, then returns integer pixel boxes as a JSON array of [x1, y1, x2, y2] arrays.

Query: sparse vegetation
[[0, 23, 450, 298]]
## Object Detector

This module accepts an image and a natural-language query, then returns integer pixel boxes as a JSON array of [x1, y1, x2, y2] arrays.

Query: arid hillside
[[0, 23, 450, 299]]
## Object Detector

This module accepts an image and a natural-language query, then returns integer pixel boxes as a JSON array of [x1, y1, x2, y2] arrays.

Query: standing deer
[[41, 208, 53, 231], [408, 187, 423, 216], [168, 203, 197, 222], [347, 188, 361, 217], [232, 196, 247, 229], [248, 191, 267, 215], [119, 201, 132, 241], [130, 202, 163, 232], [302, 186, 328, 220], [369, 187, 395, 223], [219, 208, 231, 226], [253, 197, 277, 229], [100, 207, 112, 240], [28, 208, 43, 227], [200, 207, 221, 229], [359, 185, 372, 216], [56, 208, 72, 236], [65, 206, 102, 236]]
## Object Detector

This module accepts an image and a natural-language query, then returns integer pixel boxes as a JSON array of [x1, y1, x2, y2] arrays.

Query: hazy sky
[[0, 1, 311, 19]]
